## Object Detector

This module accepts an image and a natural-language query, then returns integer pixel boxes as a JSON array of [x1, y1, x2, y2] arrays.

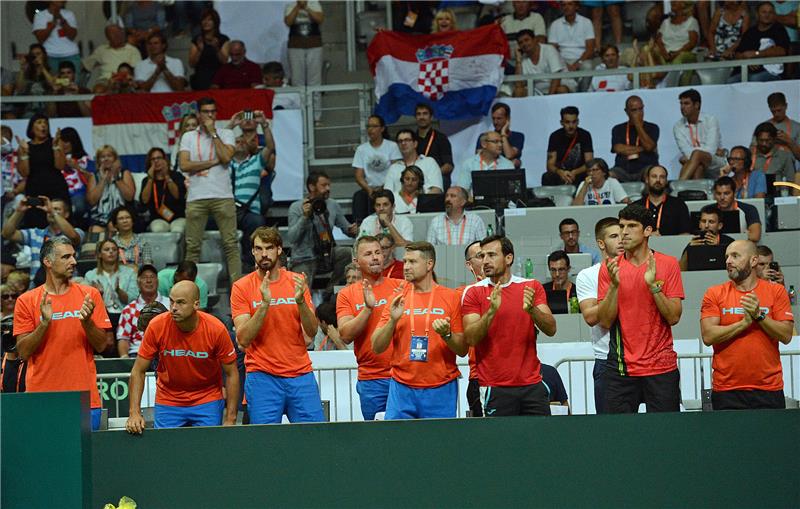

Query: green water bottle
[[569, 296, 580, 314], [524, 258, 533, 278], [486, 223, 494, 237]]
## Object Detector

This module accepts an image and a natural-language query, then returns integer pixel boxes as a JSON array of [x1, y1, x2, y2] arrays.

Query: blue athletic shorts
[[154, 399, 224, 429], [245, 371, 324, 424], [91, 408, 101, 431], [385, 378, 458, 420], [356, 378, 390, 420]]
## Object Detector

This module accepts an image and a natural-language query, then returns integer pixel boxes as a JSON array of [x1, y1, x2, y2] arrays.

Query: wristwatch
[[754, 311, 766, 322], [211, 133, 220, 140]]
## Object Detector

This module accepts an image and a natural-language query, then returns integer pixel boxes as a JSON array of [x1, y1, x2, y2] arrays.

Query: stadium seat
[[140, 232, 184, 270], [670, 180, 713, 200], [620, 181, 644, 199], [697, 67, 732, 85], [532, 185, 575, 207], [196, 262, 223, 296], [200, 230, 243, 264]]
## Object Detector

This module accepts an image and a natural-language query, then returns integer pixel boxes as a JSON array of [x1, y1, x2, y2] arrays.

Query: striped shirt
[[426, 212, 486, 246], [20, 226, 86, 279], [231, 153, 266, 215]]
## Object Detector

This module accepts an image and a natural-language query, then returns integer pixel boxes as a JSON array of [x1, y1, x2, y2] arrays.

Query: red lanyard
[[409, 285, 437, 336], [560, 135, 578, 166], [739, 175, 749, 199], [625, 123, 640, 147], [445, 215, 467, 245], [762, 153, 773, 172], [119, 243, 139, 266], [564, 282, 573, 301], [152, 180, 163, 211], [479, 157, 498, 171], [687, 124, 701, 147], [645, 195, 666, 231], [196, 131, 215, 161], [423, 131, 435, 157], [591, 186, 602, 204]]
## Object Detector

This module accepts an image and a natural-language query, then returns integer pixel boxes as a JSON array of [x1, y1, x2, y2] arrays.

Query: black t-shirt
[[540, 364, 568, 403], [681, 233, 735, 256], [416, 129, 453, 168], [734, 24, 790, 73], [140, 171, 187, 222], [611, 121, 660, 174], [547, 127, 593, 172], [633, 194, 692, 235]]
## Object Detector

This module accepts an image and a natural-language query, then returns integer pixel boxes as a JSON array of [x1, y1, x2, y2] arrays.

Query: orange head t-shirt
[[701, 279, 794, 392], [137, 311, 237, 407], [230, 269, 314, 377], [376, 284, 463, 388], [13, 283, 111, 409], [336, 277, 404, 380]]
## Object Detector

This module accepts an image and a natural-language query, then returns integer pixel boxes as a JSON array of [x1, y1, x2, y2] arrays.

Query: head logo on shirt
[[162, 348, 209, 359], [403, 307, 445, 316], [356, 298, 388, 311], [252, 297, 297, 308], [721, 306, 770, 316], [44, 310, 83, 321]]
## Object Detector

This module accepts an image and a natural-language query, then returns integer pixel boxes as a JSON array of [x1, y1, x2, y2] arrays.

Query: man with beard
[[462, 235, 557, 417], [414, 103, 454, 188], [701, 240, 794, 410], [751, 122, 798, 195], [336, 236, 404, 420], [231, 227, 323, 424], [678, 204, 736, 271], [543, 106, 594, 186], [633, 165, 692, 236], [713, 176, 762, 243], [426, 186, 486, 246]]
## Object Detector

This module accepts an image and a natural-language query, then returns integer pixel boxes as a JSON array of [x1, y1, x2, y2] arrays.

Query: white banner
[[444, 81, 800, 186], [216, 1, 290, 66]]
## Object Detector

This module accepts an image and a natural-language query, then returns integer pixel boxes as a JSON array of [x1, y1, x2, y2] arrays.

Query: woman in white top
[[655, 1, 699, 86], [351, 114, 401, 222], [84, 238, 138, 330], [393, 165, 424, 214], [573, 158, 630, 206]]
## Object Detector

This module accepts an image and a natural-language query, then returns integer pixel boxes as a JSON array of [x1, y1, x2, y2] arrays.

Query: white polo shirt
[[178, 128, 236, 202], [134, 55, 186, 93]]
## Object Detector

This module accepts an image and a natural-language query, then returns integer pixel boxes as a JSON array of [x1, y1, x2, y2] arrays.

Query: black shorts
[[466, 378, 482, 417], [605, 368, 680, 413], [711, 389, 785, 411], [480, 382, 551, 417]]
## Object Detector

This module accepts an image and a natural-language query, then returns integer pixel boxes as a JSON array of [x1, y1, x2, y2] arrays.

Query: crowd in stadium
[[0, 1, 798, 430]]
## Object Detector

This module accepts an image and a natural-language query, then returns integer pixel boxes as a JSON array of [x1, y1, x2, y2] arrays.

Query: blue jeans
[[356, 378, 390, 420], [154, 399, 224, 429], [727, 69, 780, 83], [245, 371, 324, 424], [91, 408, 101, 431], [385, 378, 458, 420]]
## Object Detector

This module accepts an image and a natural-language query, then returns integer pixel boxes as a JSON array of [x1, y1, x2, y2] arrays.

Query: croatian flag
[[368, 24, 509, 124], [91, 89, 273, 172]]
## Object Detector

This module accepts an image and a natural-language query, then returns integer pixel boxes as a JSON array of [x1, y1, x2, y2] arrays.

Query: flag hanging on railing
[[367, 24, 509, 124]]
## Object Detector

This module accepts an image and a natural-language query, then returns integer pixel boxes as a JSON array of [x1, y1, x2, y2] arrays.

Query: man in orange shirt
[[231, 227, 323, 424], [126, 281, 239, 432], [336, 235, 403, 420], [13, 237, 111, 431], [701, 240, 794, 410], [372, 241, 468, 419]]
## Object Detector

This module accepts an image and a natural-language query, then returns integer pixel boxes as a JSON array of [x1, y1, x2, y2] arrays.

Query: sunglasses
[[2, 293, 19, 300]]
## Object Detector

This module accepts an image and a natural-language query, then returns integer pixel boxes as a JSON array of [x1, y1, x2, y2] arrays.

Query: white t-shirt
[[659, 16, 700, 52], [134, 55, 186, 93], [384, 155, 443, 195], [283, 1, 323, 23], [520, 44, 577, 93], [575, 263, 609, 360], [501, 12, 547, 38], [352, 139, 402, 187], [589, 63, 631, 92], [178, 128, 236, 202], [575, 177, 628, 205], [547, 14, 594, 62], [32, 8, 79, 57], [358, 214, 414, 242]]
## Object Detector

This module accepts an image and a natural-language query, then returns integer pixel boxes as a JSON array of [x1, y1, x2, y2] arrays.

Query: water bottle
[[569, 296, 580, 314], [524, 258, 533, 278], [789, 285, 797, 306], [486, 223, 494, 237], [513, 257, 523, 277]]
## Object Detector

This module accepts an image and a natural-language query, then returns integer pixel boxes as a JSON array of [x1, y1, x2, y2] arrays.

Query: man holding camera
[[678, 204, 735, 271], [755, 245, 785, 287], [287, 171, 357, 292]]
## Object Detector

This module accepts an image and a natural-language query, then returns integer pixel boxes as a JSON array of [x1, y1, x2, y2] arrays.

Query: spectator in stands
[[548, 1, 596, 79], [1, 125, 23, 209], [543, 106, 594, 186], [336, 236, 403, 418], [700, 240, 794, 410], [5, 271, 30, 295], [762, 92, 800, 163], [589, 44, 630, 93], [713, 176, 762, 242], [674, 89, 726, 180], [15, 114, 69, 228], [773, 1, 799, 78], [359, 190, 413, 247], [500, 1, 546, 50], [610, 96, 659, 183], [285, 1, 324, 123], [414, 103, 453, 188], [179, 97, 241, 283], [0, 284, 24, 392], [513, 29, 576, 96], [226, 110, 277, 209], [188, 8, 230, 91], [576, 217, 624, 414], [352, 115, 401, 223], [541, 363, 570, 411], [258, 62, 303, 110], [86, 145, 135, 233], [598, 204, 683, 413], [706, 1, 750, 60], [634, 165, 692, 236], [287, 171, 356, 291], [585, 1, 623, 46], [678, 204, 736, 271], [385, 129, 443, 200], [372, 241, 467, 419], [109, 206, 152, 267], [83, 24, 142, 93], [462, 235, 555, 416], [127, 280, 239, 432], [730, 2, 790, 82], [724, 146, 766, 199], [107, 63, 138, 94], [50, 61, 90, 118], [84, 238, 138, 348], [427, 186, 486, 246], [32, 1, 80, 78], [2, 197, 83, 280], [58, 127, 91, 224], [456, 131, 514, 194], [755, 244, 785, 286], [140, 147, 186, 233], [572, 158, 630, 206], [134, 32, 187, 93], [13, 237, 111, 429], [655, 0, 700, 86], [231, 226, 324, 424], [158, 260, 209, 310], [551, 218, 601, 265], [377, 233, 404, 280], [170, 113, 198, 171], [344, 263, 361, 286], [431, 7, 457, 33], [124, 0, 166, 53], [543, 250, 574, 314], [478, 103, 524, 169], [314, 301, 347, 351], [392, 166, 425, 215], [14, 44, 55, 118], [752, 122, 799, 194], [116, 263, 169, 358], [210, 41, 262, 90], [231, 133, 271, 269]]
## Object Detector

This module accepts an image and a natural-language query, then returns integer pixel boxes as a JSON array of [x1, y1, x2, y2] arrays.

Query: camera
[[26, 196, 42, 207], [243, 110, 253, 121], [1, 316, 15, 354], [310, 198, 327, 215]]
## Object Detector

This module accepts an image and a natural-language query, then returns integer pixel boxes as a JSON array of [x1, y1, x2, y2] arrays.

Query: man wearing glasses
[[724, 146, 766, 199], [383, 129, 443, 197], [453, 131, 514, 194], [543, 250, 574, 314], [550, 218, 601, 265]]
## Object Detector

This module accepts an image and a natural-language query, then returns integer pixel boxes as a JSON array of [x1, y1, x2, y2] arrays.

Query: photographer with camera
[[679, 204, 735, 271], [1, 283, 26, 393], [287, 171, 357, 295], [51, 61, 90, 118], [755, 245, 786, 287]]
